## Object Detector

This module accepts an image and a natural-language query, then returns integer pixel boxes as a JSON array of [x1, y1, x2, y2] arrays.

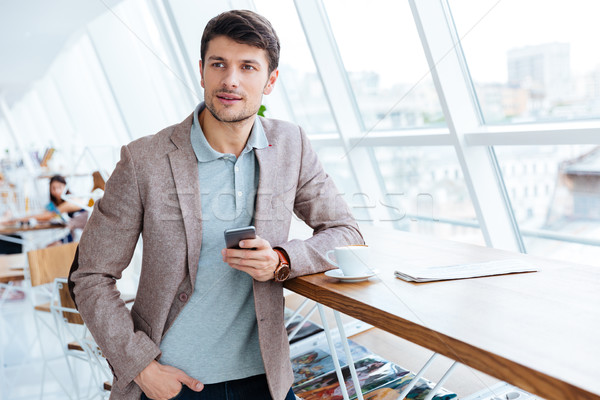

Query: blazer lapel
[[168, 114, 202, 288], [254, 142, 277, 240]]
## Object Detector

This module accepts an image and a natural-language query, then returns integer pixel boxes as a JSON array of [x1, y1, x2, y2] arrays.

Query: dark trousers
[[140, 374, 295, 400]]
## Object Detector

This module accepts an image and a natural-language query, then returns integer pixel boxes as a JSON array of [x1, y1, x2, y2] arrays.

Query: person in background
[[2, 174, 88, 242]]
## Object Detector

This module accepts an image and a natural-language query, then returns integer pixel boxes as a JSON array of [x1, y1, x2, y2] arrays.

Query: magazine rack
[[286, 298, 319, 342], [314, 304, 458, 400]]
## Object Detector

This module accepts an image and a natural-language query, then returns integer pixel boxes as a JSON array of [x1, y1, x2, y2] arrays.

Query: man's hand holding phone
[[222, 226, 279, 282]]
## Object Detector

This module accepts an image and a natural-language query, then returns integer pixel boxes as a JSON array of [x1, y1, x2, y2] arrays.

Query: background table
[[0, 222, 67, 236], [1, 222, 69, 252], [285, 225, 600, 400], [0, 253, 26, 284]]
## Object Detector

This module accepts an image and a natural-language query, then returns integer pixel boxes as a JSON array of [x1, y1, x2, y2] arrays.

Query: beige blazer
[[69, 113, 363, 400]]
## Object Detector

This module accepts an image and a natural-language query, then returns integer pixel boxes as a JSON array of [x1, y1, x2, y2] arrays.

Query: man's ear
[[263, 69, 279, 95], [199, 60, 205, 88]]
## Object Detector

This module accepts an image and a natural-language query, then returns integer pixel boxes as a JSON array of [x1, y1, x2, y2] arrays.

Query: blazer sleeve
[[278, 127, 364, 279], [68, 145, 161, 389]]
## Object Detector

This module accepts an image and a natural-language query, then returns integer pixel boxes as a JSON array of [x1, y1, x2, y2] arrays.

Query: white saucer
[[324, 269, 376, 282]]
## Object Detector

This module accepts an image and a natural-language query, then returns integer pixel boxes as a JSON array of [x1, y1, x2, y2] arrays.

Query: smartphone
[[224, 226, 256, 249]]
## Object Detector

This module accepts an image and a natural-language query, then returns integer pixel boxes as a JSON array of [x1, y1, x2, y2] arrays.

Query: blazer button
[[179, 293, 188, 302]]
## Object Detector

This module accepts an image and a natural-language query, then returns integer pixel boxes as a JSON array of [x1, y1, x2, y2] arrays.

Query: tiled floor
[[1, 288, 101, 400]]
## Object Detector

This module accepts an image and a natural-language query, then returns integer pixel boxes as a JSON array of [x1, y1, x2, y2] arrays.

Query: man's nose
[[222, 68, 239, 88]]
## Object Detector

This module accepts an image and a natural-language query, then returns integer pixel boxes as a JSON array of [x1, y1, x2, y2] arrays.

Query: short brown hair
[[201, 10, 280, 74]]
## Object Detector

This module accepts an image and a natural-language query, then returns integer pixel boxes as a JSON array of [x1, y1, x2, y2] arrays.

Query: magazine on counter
[[394, 258, 537, 282]]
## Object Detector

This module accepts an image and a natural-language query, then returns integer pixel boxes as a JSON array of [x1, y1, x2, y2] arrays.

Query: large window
[[0, 120, 13, 153], [495, 144, 600, 265], [254, 0, 338, 133], [323, 0, 445, 131], [86, 0, 196, 139], [48, 34, 128, 149], [1, 0, 599, 268], [450, 0, 600, 124], [374, 146, 483, 245]]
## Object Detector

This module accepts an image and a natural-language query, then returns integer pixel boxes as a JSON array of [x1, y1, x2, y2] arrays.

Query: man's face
[[200, 35, 278, 124]]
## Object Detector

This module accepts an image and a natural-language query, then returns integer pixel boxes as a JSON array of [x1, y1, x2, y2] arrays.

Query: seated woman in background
[[45, 175, 86, 220], [2, 175, 88, 242], [45, 175, 89, 242]]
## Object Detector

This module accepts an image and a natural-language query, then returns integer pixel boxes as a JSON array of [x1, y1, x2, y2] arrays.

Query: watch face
[[276, 265, 290, 281]]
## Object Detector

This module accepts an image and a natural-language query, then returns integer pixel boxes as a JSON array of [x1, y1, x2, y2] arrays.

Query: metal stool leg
[[317, 304, 351, 400], [333, 310, 364, 400], [422, 361, 459, 400], [397, 352, 439, 399]]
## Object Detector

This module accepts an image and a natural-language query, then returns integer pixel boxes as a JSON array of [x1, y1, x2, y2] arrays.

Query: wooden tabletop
[[0, 222, 67, 236], [284, 225, 600, 400], [0, 269, 24, 284], [0, 253, 26, 283]]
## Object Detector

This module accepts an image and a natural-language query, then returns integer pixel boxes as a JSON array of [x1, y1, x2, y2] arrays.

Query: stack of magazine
[[285, 309, 457, 399], [285, 308, 324, 344]]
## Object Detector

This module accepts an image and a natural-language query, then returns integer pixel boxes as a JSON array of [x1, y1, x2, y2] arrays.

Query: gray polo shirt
[[159, 102, 268, 383]]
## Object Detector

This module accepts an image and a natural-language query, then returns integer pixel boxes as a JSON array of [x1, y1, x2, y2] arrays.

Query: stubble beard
[[205, 93, 258, 124]]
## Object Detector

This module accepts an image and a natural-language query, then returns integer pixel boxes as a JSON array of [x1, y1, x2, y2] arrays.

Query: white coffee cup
[[325, 245, 370, 277]]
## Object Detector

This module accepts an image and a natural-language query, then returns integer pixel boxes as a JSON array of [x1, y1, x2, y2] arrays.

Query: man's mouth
[[216, 92, 242, 104]]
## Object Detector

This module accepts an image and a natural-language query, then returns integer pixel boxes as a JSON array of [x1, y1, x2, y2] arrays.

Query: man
[[69, 9, 363, 400]]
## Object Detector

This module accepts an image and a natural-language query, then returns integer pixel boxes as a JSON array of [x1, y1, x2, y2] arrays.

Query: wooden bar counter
[[284, 226, 600, 400]]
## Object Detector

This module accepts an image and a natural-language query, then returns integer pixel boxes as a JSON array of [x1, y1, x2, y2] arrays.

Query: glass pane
[[27, 91, 61, 148], [323, 0, 446, 131], [253, 0, 338, 133], [166, 0, 229, 101], [0, 120, 13, 153], [450, 0, 600, 123], [87, 0, 196, 139], [34, 79, 79, 147], [374, 146, 484, 245], [495, 145, 600, 266], [48, 35, 128, 149], [286, 146, 363, 239], [315, 147, 362, 213], [43, 34, 130, 174], [10, 97, 48, 150]]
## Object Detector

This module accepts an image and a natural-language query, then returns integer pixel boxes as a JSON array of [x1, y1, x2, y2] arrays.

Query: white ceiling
[[0, 0, 123, 104]]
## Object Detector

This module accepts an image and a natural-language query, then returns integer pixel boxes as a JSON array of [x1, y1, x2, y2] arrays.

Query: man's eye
[[213, 62, 225, 68], [242, 65, 255, 70]]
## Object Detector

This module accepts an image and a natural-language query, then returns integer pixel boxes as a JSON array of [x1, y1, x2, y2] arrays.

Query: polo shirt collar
[[190, 102, 269, 162]]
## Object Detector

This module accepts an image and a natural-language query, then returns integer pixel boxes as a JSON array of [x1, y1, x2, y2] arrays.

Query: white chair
[[50, 277, 112, 399], [0, 253, 28, 395], [0, 253, 26, 304], [26, 241, 80, 399]]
